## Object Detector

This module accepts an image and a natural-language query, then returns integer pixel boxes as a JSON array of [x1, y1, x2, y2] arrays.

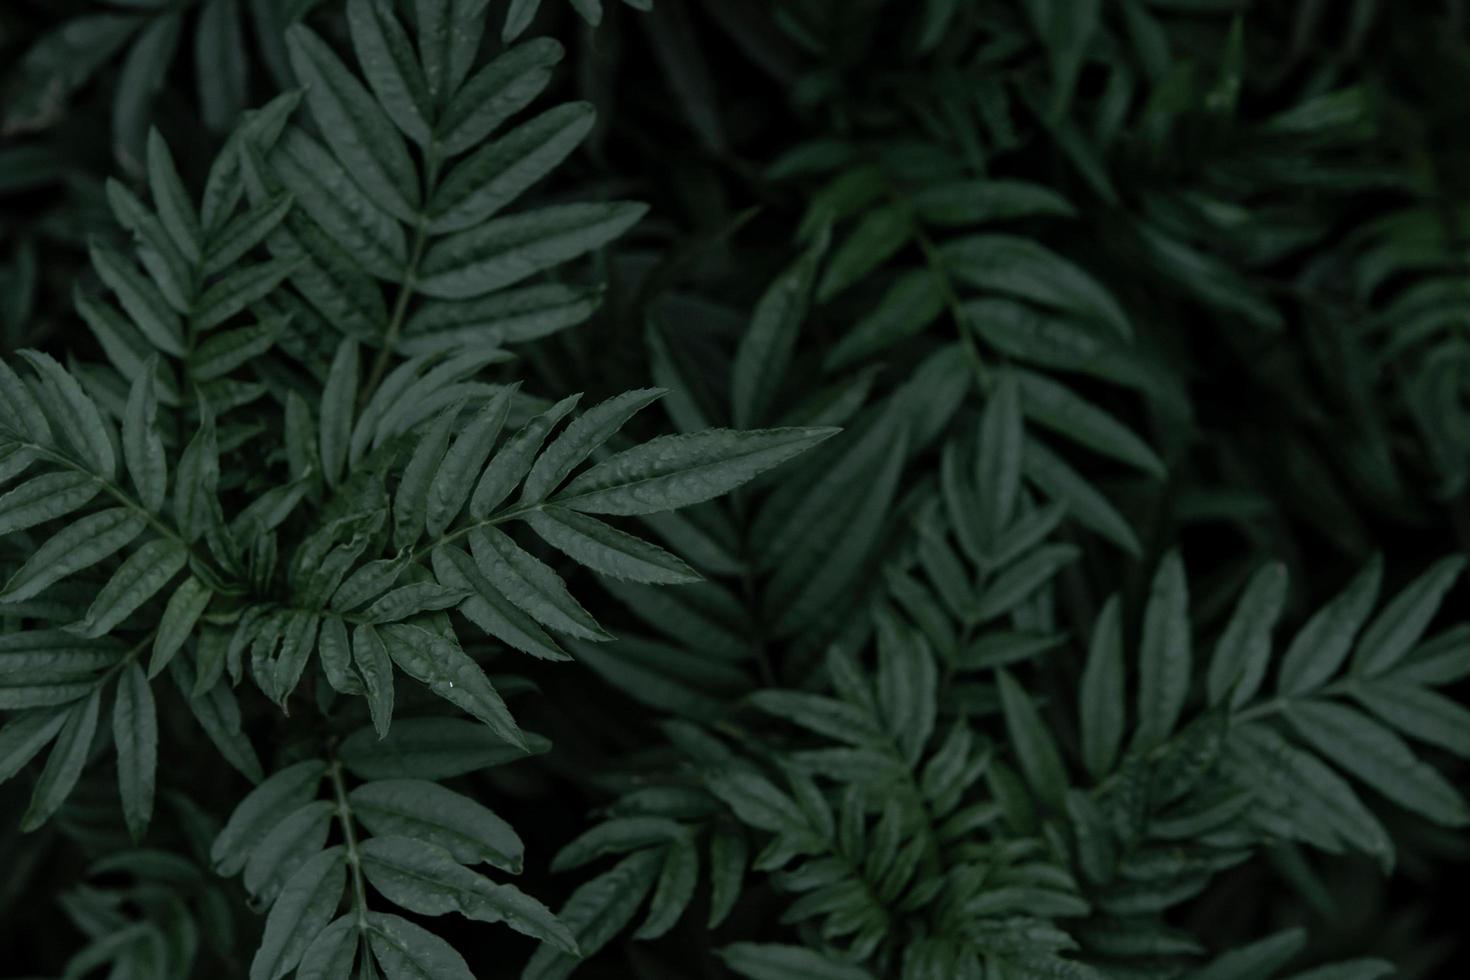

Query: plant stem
[[329, 759, 370, 927], [362, 225, 428, 406], [361, 150, 443, 408]]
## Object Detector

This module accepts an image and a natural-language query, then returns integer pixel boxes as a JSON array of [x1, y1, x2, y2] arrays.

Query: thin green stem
[[329, 759, 370, 927], [908, 218, 991, 387], [361, 151, 444, 408], [866, 162, 991, 386], [409, 499, 541, 562], [362, 226, 429, 405], [1235, 679, 1353, 725], [94, 634, 155, 690]]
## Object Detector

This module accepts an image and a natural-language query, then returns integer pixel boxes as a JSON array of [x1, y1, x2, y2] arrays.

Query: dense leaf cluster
[[2, 1, 1469, 979]]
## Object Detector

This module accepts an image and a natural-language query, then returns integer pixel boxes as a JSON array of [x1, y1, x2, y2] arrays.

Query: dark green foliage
[[2, 1, 1469, 978]]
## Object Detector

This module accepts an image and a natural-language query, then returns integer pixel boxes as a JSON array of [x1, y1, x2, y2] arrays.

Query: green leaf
[[1351, 680, 1470, 758], [1013, 368, 1164, 477], [947, 234, 1131, 338], [523, 389, 664, 505], [574, 637, 737, 720], [1022, 437, 1140, 556], [1233, 723, 1393, 869], [353, 624, 397, 737], [438, 38, 563, 154], [173, 411, 219, 543], [352, 778, 523, 872], [427, 386, 516, 537], [501, 0, 543, 43], [703, 770, 813, 839], [19, 350, 117, 478], [333, 553, 410, 612], [1278, 557, 1381, 697], [106, 178, 193, 313], [113, 13, 181, 172], [0, 357, 52, 443], [269, 127, 406, 281], [823, 269, 945, 372], [634, 837, 698, 939], [558, 427, 838, 516], [0, 710, 68, 783], [875, 613, 937, 763], [912, 179, 1075, 226], [733, 237, 824, 428], [365, 912, 473, 980], [380, 623, 524, 747], [470, 393, 580, 518], [361, 582, 466, 623], [522, 849, 662, 980], [468, 527, 608, 639], [433, 544, 569, 661], [1285, 699, 1470, 826], [270, 610, 321, 704], [974, 544, 1078, 621], [430, 103, 597, 233], [360, 836, 576, 951], [192, 258, 299, 332], [394, 403, 462, 549], [404, 283, 599, 354], [1, 508, 147, 604], [0, 444, 35, 485], [1185, 927, 1304, 980], [417, 202, 647, 300], [1352, 555, 1466, 677], [1079, 596, 1123, 779], [146, 129, 202, 263], [123, 366, 167, 511], [761, 420, 908, 638], [553, 817, 686, 872], [318, 615, 361, 695], [172, 657, 263, 783], [203, 192, 295, 277], [89, 243, 186, 357], [192, 2, 245, 124], [339, 716, 542, 781], [719, 943, 876, 980], [1022, 0, 1100, 117], [296, 915, 359, 980], [148, 576, 212, 678], [976, 372, 1024, 541], [192, 320, 281, 381], [707, 822, 747, 928], [202, 91, 301, 231], [1207, 562, 1288, 708], [243, 800, 335, 906], [74, 538, 187, 638], [1135, 551, 1190, 749], [211, 758, 327, 875], [570, 0, 604, 25], [347, 0, 432, 145], [998, 668, 1068, 809], [816, 206, 909, 303], [21, 687, 102, 831], [249, 846, 347, 980], [1065, 787, 1115, 886], [76, 293, 178, 405], [0, 472, 98, 536], [320, 339, 359, 489], [285, 25, 421, 222], [524, 508, 700, 584]]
